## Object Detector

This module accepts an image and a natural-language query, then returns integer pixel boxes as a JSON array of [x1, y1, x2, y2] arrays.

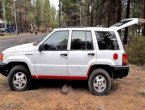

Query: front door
[[35, 30, 69, 77]]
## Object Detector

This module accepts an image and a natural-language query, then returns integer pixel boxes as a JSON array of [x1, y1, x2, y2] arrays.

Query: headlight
[[0, 53, 3, 61]]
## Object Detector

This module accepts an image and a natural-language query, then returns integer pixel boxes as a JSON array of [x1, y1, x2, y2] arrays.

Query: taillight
[[0, 53, 3, 61], [122, 53, 128, 65], [113, 53, 118, 60]]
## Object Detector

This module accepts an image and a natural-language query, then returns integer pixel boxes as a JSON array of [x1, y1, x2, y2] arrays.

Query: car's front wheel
[[8, 65, 31, 91], [88, 69, 111, 95]]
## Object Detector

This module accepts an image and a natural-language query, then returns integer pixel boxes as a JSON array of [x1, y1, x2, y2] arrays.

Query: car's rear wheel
[[8, 65, 31, 91], [88, 69, 111, 95]]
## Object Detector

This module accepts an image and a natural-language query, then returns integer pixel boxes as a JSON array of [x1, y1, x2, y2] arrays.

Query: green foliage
[[127, 36, 145, 65], [2, 0, 57, 32], [4, 0, 14, 22], [50, 6, 57, 28], [35, 0, 57, 29], [131, 0, 143, 18], [42, 0, 50, 27], [61, 0, 80, 26], [35, 0, 42, 29], [2, 0, 145, 33]]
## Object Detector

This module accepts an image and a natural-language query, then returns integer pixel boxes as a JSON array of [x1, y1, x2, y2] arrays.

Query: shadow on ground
[[31, 79, 88, 91]]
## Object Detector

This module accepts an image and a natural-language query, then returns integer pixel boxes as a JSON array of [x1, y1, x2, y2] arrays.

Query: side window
[[42, 31, 69, 51], [95, 31, 119, 50], [86, 31, 94, 50], [71, 31, 94, 50]]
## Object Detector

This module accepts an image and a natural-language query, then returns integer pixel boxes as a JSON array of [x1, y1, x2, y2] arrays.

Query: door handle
[[88, 53, 95, 56], [60, 54, 67, 56]]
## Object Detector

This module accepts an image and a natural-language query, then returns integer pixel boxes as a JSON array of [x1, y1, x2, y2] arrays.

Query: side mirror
[[38, 44, 43, 52]]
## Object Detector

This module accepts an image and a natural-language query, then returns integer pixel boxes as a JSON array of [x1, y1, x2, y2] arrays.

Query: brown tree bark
[[123, 0, 130, 45], [0, 1, 3, 19], [142, 0, 145, 36], [87, 4, 90, 26], [116, 0, 122, 22], [107, 0, 111, 27], [90, 0, 94, 26], [112, 0, 116, 24]]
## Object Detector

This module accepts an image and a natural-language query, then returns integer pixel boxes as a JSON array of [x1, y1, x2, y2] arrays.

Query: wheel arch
[[87, 64, 113, 78], [7, 62, 31, 76]]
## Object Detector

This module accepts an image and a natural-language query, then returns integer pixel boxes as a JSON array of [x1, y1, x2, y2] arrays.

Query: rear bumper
[[112, 65, 129, 79], [0, 62, 8, 77]]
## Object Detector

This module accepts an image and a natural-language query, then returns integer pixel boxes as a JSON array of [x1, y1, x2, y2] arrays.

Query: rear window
[[95, 31, 119, 50], [112, 20, 132, 27]]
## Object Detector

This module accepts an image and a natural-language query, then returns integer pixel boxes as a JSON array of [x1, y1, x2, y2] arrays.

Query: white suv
[[0, 18, 141, 95]]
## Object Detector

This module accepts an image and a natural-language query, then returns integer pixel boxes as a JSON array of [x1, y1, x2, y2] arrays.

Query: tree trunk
[[123, 0, 130, 45], [90, 11, 93, 26], [95, 0, 99, 25], [112, 0, 116, 24], [116, 0, 122, 22], [142, 0, 145, 36], [107, 0, 110, 27], [90, 0, 94, 26], [87, 4, 90, 26], [0, 2, 3, 19]]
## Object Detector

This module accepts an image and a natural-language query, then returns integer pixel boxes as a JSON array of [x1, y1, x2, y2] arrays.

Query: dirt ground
[[0, 64, 145, 110]]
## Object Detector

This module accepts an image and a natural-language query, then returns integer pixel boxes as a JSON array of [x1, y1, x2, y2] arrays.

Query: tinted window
[[71, 31, 93, 50], [86, 31, 94, 49], [112, 20, 131, 27], [42, 31, 69, 50], [95, 31, 119, 50]]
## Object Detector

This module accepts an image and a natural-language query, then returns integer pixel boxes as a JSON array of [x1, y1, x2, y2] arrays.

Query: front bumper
[[112, 65, 129, 79], [0, 62, 8, 76]]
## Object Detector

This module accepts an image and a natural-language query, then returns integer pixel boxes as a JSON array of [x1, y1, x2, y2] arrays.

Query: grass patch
[[0, 34, 16, 38], [0, 33, 5, 36], [127, 36, 145, 65], [138, 89, 145, 97], [111, 80, 119, 91]]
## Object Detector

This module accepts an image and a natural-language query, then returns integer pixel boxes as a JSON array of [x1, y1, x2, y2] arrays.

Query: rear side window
[[95, 31, 119, 50], [71, 31, 94, 50]]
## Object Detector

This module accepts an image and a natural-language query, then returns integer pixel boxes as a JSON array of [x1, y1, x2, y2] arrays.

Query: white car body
[[1, 18, 143, 94], [2, 28, 122, 79], [1, 18, 142, 80]]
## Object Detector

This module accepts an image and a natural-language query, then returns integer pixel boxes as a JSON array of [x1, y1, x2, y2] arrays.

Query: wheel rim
[[13, 72, 27, 89], [93, 75, 107, 92]]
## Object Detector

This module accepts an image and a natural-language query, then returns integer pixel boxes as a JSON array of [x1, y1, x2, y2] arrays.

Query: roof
[[54, 27, 115, 31]]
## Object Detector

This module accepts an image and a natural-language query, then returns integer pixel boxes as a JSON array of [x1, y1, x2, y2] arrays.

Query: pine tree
[[35, 0, 42, 29], [4, 0, 14, 23], [0, 1, 3, 19], [43, 0, 51, 28]]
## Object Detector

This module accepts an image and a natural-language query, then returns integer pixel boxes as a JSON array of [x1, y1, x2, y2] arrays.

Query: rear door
[[67, 30, 96, 77], [109, 18, 145, 30], [95, 30, 123, 66]]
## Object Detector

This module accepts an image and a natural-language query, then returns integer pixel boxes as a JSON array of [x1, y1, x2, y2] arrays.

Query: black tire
[[88, 68, 111, 96], [8, 65, 31, 91]]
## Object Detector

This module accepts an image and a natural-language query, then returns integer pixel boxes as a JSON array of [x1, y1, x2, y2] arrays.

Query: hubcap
[[93, 75, 107, 92], [13, 72, 27, 89]]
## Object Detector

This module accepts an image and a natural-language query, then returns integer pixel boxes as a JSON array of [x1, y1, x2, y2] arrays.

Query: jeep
[[0, 18, 142, 95]]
